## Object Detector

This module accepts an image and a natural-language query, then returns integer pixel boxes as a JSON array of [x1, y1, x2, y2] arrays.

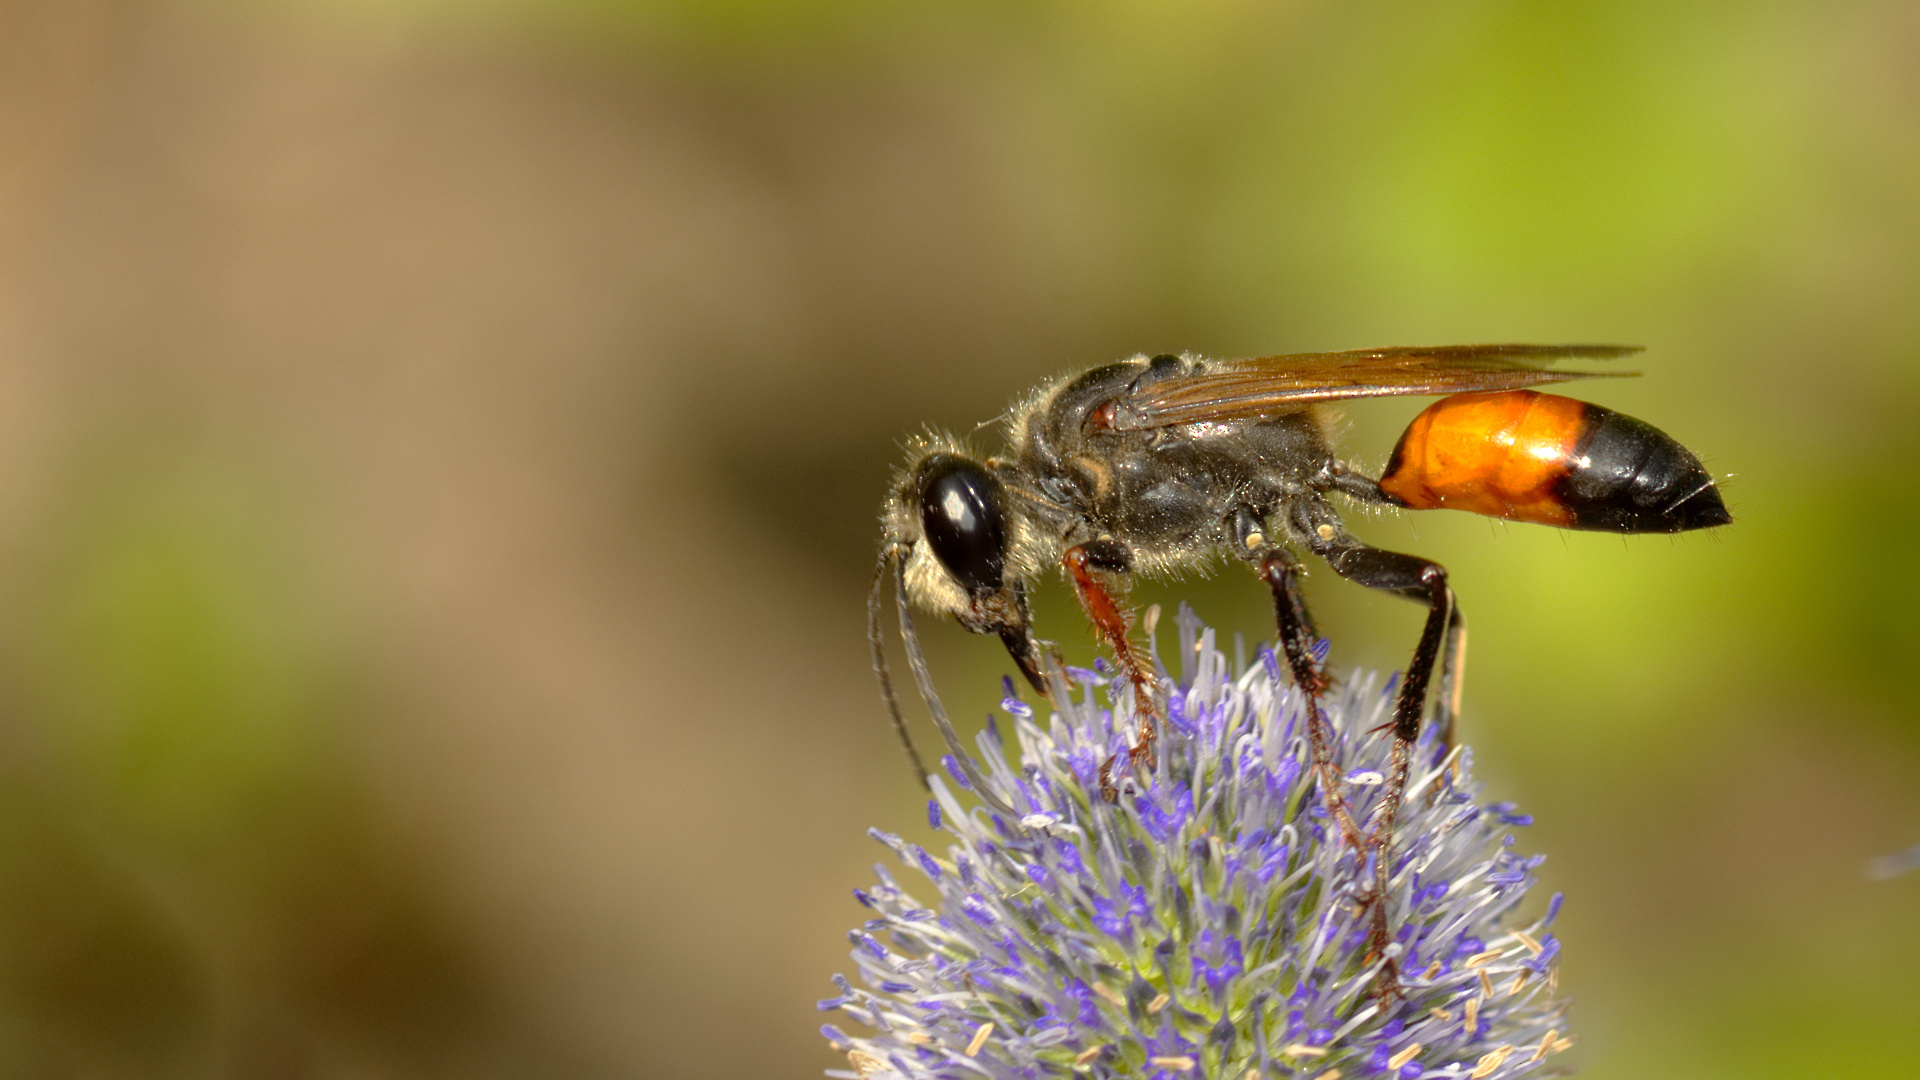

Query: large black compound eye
[[917, 455, 1009, 598]]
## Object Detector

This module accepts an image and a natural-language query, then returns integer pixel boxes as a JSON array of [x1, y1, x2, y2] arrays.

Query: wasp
[[868, 344, 1726, 988]]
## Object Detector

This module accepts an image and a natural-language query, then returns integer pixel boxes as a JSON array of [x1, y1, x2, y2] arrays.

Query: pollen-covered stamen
[[963, 1023, 993, 1057], [1470, 1044, 1516, 1078]]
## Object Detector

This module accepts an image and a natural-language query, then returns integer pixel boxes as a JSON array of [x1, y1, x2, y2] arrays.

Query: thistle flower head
[[822, 607, 1572, 1080]]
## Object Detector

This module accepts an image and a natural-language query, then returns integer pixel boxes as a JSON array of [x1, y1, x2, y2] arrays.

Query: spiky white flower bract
[[822, 607, 1571, 1080]]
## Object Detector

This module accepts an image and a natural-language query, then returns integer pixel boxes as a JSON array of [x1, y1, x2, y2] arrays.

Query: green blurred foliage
[[33, 464, 328, 847]]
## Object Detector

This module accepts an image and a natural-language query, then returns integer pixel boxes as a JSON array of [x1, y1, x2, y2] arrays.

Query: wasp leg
[[1231, 507, 1367, 853], [1289, 499, 1458, 1003], [1316, 460, 1468, 753], [1435, 607, 1467, 755], [1063, 540, 1158, 798]]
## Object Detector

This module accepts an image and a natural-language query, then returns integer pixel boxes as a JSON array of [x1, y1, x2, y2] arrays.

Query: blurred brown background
[[0, 0, 1914, 1077]]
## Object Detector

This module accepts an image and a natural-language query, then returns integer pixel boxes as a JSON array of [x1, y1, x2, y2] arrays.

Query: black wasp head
[[914, 453, 1009, 597]]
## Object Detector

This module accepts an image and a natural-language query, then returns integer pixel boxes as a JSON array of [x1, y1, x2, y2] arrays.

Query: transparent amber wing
[[1108, 344, 1640, 430]]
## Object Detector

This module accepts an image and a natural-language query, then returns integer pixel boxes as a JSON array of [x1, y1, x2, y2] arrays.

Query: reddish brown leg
[[1063, 541, 1158, 798]]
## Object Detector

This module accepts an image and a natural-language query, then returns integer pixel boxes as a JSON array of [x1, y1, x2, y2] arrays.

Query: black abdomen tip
[[1555, 406, 1729, 533]]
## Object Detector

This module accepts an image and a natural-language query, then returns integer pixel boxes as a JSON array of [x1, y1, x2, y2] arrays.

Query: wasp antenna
[[870, 545, 930, 789], [892, 557, 1021, 818]]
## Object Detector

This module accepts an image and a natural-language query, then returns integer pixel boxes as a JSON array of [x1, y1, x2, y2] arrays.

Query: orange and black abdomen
[[1378, 390, 1729, 533]]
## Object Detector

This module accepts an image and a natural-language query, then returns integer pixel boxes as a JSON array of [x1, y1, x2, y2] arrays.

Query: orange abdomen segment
[[1378, 390, 1587, 527]]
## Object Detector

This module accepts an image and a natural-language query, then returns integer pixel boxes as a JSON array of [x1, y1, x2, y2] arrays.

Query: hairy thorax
[[1011, 357, 1337, 572]]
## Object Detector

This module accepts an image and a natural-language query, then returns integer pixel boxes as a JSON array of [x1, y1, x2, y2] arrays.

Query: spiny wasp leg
[[1310, 468, 1470, 757], [1064, 540, 1159, 801], [1251, 549, 1367, 853], [1298, 502, 1460, 999]]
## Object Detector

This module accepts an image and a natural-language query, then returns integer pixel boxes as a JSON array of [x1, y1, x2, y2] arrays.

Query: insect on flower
[[868, 344, 1728, 994], [826, 608, 1576, 1080]]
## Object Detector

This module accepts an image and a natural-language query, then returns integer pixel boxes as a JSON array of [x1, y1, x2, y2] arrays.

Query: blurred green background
[[0, 0, 1912, 1077]]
